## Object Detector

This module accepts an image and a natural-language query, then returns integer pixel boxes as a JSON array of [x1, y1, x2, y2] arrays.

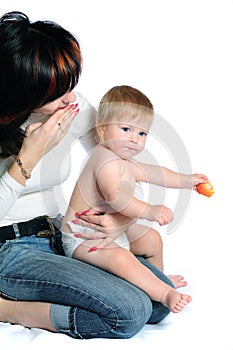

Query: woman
[[0, 11, 173, 339]]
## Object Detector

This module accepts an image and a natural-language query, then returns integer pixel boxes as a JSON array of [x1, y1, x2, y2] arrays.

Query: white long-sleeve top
[[0, 91, 97, 227]]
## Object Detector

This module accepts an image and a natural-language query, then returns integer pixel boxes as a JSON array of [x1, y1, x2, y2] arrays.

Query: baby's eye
[[139, 131, 147, 137], [121, 127, 130, 133]]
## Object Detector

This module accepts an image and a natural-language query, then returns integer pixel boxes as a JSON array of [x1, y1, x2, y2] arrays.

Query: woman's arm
[[0, 171, 25, 221], [8, 105, 79, 185], [0, 106, 78, 220]]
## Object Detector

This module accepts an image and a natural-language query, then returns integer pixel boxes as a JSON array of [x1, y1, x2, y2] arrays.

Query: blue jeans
[[0, 231, 173, 339]]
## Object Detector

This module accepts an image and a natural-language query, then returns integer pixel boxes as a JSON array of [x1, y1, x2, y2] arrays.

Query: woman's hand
[[19, 104, 79, 168], [72, 209, 135, 251], [72, 209, 135, 240], [8, 104, 79, 185]]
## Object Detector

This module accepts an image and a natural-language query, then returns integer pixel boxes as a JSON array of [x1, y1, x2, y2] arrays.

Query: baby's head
[[96, 85, 154, 159], [96, 85, 154, 135]]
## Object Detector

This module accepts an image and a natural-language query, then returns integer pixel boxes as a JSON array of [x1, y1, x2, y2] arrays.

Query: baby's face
[[99, 121, 150, 160]]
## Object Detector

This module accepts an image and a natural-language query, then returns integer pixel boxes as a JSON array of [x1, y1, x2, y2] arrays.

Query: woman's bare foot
[[163, 289, 192, 313], [0, 296, 9, 322], [0, 296, 56, 331], [167, 275, 188, 289]]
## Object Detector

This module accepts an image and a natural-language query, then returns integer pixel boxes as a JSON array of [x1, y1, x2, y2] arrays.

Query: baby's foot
[[165, 290, 192, 313], [167, 275, 187, 289]]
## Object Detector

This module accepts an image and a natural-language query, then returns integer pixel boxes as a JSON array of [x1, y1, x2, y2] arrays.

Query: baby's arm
[[133, 162, 209, 189], [96, 159, 172, 224]]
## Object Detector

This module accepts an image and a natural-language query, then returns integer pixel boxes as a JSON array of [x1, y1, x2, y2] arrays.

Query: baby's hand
[[152, 205, 173, 226], [189, 174, 209, 189], [189, 174, 214, 197]]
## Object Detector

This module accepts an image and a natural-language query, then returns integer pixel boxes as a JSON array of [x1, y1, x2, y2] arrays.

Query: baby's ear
[[96, 125, 105, 142]]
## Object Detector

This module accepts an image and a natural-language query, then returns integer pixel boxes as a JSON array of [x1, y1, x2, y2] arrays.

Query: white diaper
[[62, 222, 129, 257]]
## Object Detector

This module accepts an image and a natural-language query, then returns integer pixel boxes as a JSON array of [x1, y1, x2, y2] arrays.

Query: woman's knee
[[55, 288, 152, 339], [115, 289, 152, 338]]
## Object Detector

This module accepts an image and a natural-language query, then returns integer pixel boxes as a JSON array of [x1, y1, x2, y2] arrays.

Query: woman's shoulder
[[74, 90, 96, 112], [66, 90, 97, 145]]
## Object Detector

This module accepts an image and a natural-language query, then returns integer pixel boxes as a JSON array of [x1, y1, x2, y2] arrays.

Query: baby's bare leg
[[73, 241, 191, 313], [126, 224, 164, 270], [126, 224, 188, 289], [0, 296, 56, 331]]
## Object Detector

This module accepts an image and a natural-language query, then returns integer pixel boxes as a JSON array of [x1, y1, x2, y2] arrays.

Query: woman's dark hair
[[0, 11, 82, 158]]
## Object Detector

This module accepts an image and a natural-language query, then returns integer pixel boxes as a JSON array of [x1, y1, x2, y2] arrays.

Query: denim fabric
[[0, 232, 172, 339]]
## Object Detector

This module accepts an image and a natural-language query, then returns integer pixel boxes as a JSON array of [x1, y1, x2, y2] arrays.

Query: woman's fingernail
[[81, 210, 90, 215], [75, 213, 81, 218], [73, 109, 79, 117], [71, 103, 79, 110], [71, 219, 79, 224], [74, 233, 82, 237], [88, 246, 97, 252]]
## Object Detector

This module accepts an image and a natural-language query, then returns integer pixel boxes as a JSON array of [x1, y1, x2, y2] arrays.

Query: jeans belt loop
[[46, 216, 55, 236], [12, 223, 20, 239]]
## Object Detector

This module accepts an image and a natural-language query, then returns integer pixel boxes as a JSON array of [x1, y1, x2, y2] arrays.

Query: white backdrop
[[1, 1, 233, 349]]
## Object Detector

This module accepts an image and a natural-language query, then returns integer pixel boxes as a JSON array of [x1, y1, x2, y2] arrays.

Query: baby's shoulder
[[92, 144, 121, 162]]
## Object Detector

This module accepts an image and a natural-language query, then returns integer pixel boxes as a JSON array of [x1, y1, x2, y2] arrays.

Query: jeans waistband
[[0, 216, 55, 243]]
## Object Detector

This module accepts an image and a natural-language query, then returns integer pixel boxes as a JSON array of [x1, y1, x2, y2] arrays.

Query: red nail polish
[[74, 233, 82, 237], [81, 210, 90, 215], [71, 103, 79, 110], [88, 246, 97, 252], [75, 213, 81, 218], [71, 219, 79, 224]]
